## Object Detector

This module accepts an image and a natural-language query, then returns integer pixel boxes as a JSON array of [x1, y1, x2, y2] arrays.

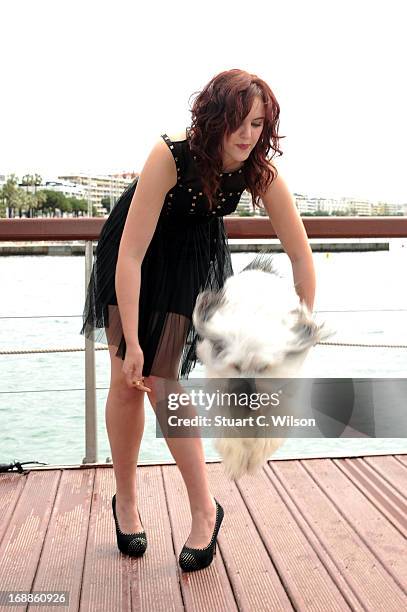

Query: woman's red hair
[[187, 68, 285, 211]]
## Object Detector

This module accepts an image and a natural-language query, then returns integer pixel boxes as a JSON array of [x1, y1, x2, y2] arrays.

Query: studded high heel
[[179, 498, 224, 572], [111, 494, 147, 557]]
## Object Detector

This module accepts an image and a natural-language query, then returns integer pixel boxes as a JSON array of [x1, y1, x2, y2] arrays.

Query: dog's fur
[[192, 253, 334, 480]]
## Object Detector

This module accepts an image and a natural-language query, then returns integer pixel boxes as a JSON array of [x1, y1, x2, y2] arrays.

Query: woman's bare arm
[[115, 137, 177, 349], [260, 167, 315, 311]]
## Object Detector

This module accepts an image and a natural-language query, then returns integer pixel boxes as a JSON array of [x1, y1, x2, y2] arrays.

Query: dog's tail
[[241, 251, 282, 276]]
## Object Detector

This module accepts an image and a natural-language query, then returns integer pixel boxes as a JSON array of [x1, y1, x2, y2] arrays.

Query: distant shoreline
[[0, 239, 391, 255]]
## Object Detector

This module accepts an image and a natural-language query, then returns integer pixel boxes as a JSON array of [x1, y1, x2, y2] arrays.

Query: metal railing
[[0, 216, 406, 463]]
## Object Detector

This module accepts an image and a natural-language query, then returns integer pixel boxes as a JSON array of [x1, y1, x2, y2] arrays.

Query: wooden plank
[[204, 463, 293, 611], [334, 457, 407, 535], [0, 470, 61, 608], [304, 457, 407, 592], [79, 467, 131, 612], [27, 468, 94, 611], [0, 473, 26, 543], [268, 458, 407, 611], [363, 455, 407, 501], [162, 463, 238, 611], [79, 466, 183, 612], [238, 461, 354, 611]]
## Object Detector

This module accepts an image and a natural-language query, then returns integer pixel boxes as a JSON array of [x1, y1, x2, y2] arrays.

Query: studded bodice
[[84, 129, 245, 380], [160, 131, 247, 221]]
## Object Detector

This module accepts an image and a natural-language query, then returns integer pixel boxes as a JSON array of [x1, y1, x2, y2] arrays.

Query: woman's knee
[[108, 343, 142, 393], [144, 375, 159, 387], [144, 375, 176, 407], [144, 375, 184, 408], [144, 375, 160, 407]]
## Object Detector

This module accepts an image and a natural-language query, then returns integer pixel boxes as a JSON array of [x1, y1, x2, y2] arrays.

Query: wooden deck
[[0, 455, 406, 611]]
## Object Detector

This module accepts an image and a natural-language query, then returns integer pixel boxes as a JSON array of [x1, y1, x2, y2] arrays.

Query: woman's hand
[[122, 344, 152, 392]]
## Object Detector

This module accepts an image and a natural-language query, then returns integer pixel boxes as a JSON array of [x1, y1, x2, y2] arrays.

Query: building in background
[[58, 172, 138, 215], [2, 172, 405, 217], [294, 193, 405, 216], [41, 179, 86, 200], [236, 190, 268, 216]]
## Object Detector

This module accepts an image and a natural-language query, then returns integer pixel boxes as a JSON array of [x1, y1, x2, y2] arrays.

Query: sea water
[[0, 246, 406, 466]]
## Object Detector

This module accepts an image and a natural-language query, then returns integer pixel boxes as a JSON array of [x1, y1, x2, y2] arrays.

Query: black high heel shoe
[[179, 498, 224, 572], [112, 494, 147, 557]]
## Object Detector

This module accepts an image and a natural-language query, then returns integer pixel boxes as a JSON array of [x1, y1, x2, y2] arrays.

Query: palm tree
[[1, 174, 21, 217], [33, 173, 42, 195], [20, 174, 43, 216], [21, 174, 32, 193]]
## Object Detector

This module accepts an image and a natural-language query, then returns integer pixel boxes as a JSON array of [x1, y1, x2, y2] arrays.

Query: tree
[[33, 173, 42, 194], [38, 189, 66, 216], [100, 196, 111, 214], [21, 174, 33, 193], [0, 175, 24, 217], [68, 197, 89, 216]]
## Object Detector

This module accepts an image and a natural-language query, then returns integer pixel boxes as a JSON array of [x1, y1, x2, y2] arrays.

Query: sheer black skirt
[[79, 178, 233, 380]]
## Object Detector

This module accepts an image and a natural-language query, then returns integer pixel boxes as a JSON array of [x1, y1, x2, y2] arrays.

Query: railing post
[[82, 240, 98, 463]]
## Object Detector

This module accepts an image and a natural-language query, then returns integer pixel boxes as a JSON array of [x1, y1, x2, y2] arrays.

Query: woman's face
[[221, 96, 265, 171]]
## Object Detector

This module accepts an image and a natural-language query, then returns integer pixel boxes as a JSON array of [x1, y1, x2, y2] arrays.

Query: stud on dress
[[79, 128, 247, 380]]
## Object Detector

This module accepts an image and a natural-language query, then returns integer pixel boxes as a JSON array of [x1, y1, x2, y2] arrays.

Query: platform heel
[[179, 498, 224, 572], [112, 494, 147, 557]]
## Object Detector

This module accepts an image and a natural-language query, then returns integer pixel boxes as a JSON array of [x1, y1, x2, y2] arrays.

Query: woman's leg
[[105, 344, 145, 533], [145, 376, 217, 549]]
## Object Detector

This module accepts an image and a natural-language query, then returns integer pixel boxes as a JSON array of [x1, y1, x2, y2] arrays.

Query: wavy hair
[[187, 69, 285, 211]]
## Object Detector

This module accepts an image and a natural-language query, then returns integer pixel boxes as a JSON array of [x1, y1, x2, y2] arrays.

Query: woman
[[80, 68, 315, 571]]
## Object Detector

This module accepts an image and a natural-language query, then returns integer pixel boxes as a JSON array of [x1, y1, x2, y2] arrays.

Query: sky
[[1, 0, 406, 203]]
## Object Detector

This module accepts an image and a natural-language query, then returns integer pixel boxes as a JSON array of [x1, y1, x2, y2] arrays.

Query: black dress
[[79, 129, 247, 380]]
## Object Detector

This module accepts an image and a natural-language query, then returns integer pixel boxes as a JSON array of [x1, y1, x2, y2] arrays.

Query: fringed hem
[[178, 217, 233, 380]]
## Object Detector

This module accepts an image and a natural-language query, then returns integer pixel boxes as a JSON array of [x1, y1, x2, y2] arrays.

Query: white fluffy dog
[[192, 253, 334, 480]]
